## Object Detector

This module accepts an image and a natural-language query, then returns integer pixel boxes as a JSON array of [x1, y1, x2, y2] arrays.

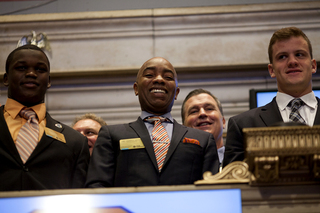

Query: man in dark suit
[[181, 89, 225, 169], [0, 45, 90, 191], [223, 27, 319, 167], [86, 57, 219, 187]]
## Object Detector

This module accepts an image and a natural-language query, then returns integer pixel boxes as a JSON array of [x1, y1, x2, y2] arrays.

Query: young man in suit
[[0, 45, 90, 191], [86, 57, 219, 187], [181, 89, 225, 169], [223, 27, 318, 167]]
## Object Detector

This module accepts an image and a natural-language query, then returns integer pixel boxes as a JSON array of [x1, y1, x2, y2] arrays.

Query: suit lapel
[[28, 113, 64, 161], [0, 106, 22, 164], [313, 97, 320, 125], [163, 120, 187, 167], [129, 117, 158, 170], [259, 98, 283, 126]]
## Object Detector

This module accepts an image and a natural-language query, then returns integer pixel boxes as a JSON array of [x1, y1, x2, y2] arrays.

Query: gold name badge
[[45, 127, 66, 143], [120, 138, 145, 150]]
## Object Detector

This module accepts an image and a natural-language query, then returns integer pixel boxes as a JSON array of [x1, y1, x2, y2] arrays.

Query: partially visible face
[[73, 119, 102, 155], [133, 57, 180, 115], [268, 36, 317, 97], [4, 49, 51, 107], [184, 93, 225, 142]]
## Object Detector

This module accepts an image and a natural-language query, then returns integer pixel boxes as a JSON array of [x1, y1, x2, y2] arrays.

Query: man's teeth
[[152, 89, 165, 93], [199, 123, 210, 126]]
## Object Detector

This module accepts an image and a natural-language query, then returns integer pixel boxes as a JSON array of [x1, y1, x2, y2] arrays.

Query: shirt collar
[[276, 91, 317, 110], [4, 98, 46, 122], [140, 111, 173, 123]]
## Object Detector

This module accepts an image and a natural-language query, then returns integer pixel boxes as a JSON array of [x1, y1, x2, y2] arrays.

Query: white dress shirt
[[141, 111, 174, 141], [276, 91, 318, 126]]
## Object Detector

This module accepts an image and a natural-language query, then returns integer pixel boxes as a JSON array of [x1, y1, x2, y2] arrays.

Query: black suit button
[[23, 166, 28, 172]]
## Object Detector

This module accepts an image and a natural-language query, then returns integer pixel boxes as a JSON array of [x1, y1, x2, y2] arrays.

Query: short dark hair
[[5, 44, 50, 73], [181, 88, 223, 124], [268, 27, 313, 63], [72, 113, 107, 127]]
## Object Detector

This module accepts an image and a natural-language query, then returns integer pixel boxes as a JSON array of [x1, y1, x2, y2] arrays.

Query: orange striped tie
[[146, 117, 170, 172], [16, 108, 39, 164]]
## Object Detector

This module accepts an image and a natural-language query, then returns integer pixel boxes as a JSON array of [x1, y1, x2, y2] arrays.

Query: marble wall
[[1, 1, 320, 131]]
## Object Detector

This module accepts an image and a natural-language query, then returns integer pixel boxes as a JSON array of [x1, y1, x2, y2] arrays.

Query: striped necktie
[[145, 116, 170, 172], [288, 98, 306, 124], [16, 108, 39, 164]]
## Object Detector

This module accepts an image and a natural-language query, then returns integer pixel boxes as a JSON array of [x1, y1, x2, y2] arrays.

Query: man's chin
[[195, 126, 211, 132]]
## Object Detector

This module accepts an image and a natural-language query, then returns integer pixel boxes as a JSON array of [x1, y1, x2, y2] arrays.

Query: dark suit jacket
[[85, 117, 219, 187], [0, 105, 90, 191], [223, 97, 320, 167]]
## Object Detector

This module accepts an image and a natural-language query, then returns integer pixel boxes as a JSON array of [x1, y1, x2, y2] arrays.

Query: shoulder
[[98, 122, 138, 140], [174, 121, 213, 140], [230, 100, 275, 123], [46, 113, 87, 143], [100, 123, 132, 132], [185, 125, 211, 136], [174, 120, 210, 133]]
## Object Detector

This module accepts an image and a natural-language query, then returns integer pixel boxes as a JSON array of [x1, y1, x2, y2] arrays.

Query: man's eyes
[[296, 52, 305, 57], [14, 66, 48, 72], [277, 52, 306, 60], [143, 74, 174, 80], [85, 131, 98, 136], [15, 66, 27, 71], [190, 110, 198, 114], [144, 73, 153, 77], [164, 75, 174, 80], [278, 55, 287, 60], [35, 68, 47, 73]]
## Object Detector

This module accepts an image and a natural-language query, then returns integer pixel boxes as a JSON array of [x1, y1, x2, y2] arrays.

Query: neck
[[216, 138, 224, 149]]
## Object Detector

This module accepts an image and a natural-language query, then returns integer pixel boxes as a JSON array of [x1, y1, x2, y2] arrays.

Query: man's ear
[[222, 116, 226, 129], [133, 82, 138, 96], [311, 59, 317, 74], [268, 64, 276, 78], [174, 87, 180, 100], [3, 73, 9, 87], [47, 76, 51, 88]]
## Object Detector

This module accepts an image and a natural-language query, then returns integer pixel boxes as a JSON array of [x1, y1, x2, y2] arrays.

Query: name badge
[[120, 138, 145, 150], [45, 127, 66, 143]]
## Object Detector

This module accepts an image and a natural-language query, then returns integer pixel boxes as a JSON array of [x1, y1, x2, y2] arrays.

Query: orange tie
[[145, 117, 170, 172], [16, 108, 39, 164]]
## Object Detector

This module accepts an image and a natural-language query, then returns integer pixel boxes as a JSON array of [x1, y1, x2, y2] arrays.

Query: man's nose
[[288, 55, 298, 67], [26, 68, 37, 77], [199, 108, 207, 117], [153, 75, 165, 83]]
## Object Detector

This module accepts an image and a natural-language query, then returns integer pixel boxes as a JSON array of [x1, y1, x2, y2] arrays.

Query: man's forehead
[[192, 93, 217, 103], [273, 36, 308, 50], [140, 58, 175, 72], [11, 49, 49, 64]]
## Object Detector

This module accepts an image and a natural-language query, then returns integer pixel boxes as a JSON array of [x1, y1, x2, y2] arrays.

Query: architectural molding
[[0, 1, 320, 125], [1, 1, 320, 75]]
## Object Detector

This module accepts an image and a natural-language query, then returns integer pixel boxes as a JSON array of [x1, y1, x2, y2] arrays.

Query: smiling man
[[182, 89, 225, 167], [0, 45, 90, 191], [223, 27, 319, 167], [86, 57, 219, 187]]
